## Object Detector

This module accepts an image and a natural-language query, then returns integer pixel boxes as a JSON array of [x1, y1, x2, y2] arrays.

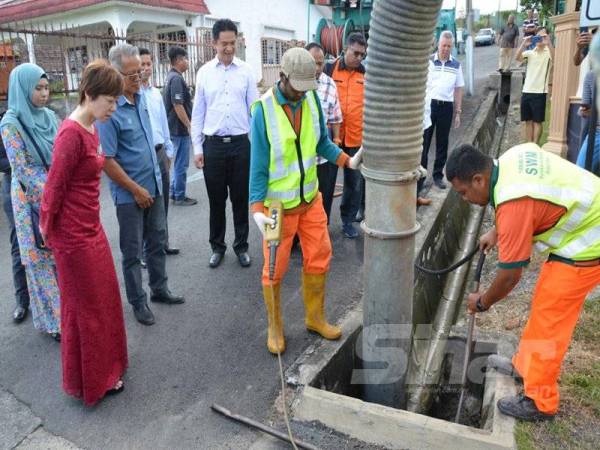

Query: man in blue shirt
[[140, 47, 179, 256], [99, 44, 184, 326]]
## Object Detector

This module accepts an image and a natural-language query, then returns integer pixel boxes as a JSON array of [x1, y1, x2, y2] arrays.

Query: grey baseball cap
[[281, 47, 317, 92]]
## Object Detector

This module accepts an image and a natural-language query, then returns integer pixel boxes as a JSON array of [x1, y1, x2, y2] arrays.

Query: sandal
[[106, 379, 124, 396]]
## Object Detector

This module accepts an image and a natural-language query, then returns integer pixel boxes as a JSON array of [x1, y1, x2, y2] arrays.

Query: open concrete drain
[[308, 331, 495, 428], [287, 313, 518, 450]]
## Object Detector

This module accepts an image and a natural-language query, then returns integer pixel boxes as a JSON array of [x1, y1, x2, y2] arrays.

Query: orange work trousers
[[261, 195, 332, 286], [512, 260, 600, 414]]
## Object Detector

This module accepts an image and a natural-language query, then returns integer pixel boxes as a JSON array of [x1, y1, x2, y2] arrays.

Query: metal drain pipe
[[360, 0, 443, 408], [406, 203, 486, 413], [407, 90, 506, 413]]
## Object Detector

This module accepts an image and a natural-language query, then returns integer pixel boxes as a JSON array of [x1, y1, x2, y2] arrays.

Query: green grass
[[562, 362, 600, 418], [515, 422, 536, 450], [572, 299, 600, 344], [516, 416, 587, 450]]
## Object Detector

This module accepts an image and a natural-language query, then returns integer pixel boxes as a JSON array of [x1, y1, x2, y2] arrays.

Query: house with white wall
[[203, 0, 331, 84], [0, 0, 332, 93]]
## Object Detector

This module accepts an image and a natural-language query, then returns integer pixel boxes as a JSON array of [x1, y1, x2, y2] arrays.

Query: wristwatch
[[475, 296, 488, 312]]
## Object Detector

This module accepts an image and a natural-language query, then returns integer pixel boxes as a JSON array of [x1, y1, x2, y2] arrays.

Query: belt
[[431, 99, 453, 106], [155, 144, 164, 152], [548, 253, 600, 267], [205, 134, 248, 144]]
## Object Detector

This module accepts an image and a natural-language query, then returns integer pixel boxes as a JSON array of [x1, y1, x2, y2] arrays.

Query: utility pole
[[465, 0, 475, 96]]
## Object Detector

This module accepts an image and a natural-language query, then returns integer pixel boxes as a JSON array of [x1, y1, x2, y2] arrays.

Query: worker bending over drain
[[447, 143, 600, 422]]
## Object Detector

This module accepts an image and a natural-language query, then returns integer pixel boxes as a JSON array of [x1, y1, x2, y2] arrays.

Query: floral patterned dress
[[1, 124, 60, 334]]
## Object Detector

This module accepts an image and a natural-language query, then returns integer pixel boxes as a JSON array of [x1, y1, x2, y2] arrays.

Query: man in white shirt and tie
[[191, 19, 259, 268]]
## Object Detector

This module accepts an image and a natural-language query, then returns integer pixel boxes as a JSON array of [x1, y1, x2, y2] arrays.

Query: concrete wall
[[413, 91, 499, 326]]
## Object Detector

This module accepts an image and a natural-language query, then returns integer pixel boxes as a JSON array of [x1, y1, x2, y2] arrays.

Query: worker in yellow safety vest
[[446, 142, 600, 421], [249, 47, 363, 354]]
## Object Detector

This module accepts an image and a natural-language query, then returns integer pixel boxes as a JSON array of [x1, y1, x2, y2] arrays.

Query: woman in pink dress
[[40, 60, 128, 406]]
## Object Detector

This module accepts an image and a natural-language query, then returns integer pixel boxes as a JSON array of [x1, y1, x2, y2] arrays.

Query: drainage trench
[[292, 90, 510, 434]]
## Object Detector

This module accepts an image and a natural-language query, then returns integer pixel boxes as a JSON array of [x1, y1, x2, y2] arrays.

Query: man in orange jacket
[[324, 33, 366, 238]]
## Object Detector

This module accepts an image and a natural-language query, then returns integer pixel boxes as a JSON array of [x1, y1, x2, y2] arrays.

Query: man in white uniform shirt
[[418, 30, 464, 193], [191, 19, 259, 269]]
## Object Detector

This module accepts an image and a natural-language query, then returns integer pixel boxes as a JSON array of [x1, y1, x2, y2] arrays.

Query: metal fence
[[259, 37, 307, 89], [0, 22, 246, 99]]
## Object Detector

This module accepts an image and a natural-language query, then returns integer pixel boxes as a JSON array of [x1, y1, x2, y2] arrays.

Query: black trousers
[[203, 135, 250, 255], [157, 146, 171, 248], [419, 100, 453, 192], [317, 161, 338, 223], [340, 146, 363, 225], [2, 174, 29, 308]]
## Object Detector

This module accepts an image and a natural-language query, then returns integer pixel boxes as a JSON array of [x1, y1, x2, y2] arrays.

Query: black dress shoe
[[133, 303, 155, 325], [238, 252, 251, 267], [209, 252, 224, 268], [434, 179, 447, 189], [150, 290, 185, 304], [13, 306, 28, 323], [165, 247, 180, 255]]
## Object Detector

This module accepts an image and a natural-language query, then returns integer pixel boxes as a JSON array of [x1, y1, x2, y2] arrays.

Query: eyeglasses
[[120, 70, 142, 81]]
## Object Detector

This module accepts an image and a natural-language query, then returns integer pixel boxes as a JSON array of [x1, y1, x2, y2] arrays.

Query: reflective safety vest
[[493, 143, 600, 260], [252, 88, 321, 209]]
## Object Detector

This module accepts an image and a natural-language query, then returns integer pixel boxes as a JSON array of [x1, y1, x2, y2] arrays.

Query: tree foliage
[[519, 0, 556, 24]]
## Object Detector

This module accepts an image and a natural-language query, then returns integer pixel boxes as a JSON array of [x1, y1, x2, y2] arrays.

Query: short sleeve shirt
[[499, 24, 519, 48], [490, 164, 566, 269], [428, 53, 465, 102], [96, 93, 162, 205], [164, 69, 192, 137], [496, 198, 566, 268], [522, 47, 552, 94]]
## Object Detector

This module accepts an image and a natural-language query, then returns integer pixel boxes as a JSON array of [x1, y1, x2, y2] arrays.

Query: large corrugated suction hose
[[363, 0, 443, 172], [361, 0, 444, 409]]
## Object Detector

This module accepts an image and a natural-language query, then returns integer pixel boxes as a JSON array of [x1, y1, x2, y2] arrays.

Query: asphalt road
[[0, 44, 500, 449]]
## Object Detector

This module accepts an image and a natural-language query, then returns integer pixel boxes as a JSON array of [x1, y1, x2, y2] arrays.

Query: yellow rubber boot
[[263, 284, 285, 354], [302, 273, 342, 340]]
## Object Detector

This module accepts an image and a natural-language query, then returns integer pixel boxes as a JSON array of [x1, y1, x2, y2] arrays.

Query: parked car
[[475, 28, 495, 46]]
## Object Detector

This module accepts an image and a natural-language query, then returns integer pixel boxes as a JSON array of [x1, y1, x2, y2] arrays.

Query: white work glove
[[348, 147, 363, 170], [253, 212, 276, 238]]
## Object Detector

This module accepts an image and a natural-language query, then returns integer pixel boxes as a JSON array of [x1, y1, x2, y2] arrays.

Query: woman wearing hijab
[[40, 60, 128, 405], [1, 63, 60, 340]]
